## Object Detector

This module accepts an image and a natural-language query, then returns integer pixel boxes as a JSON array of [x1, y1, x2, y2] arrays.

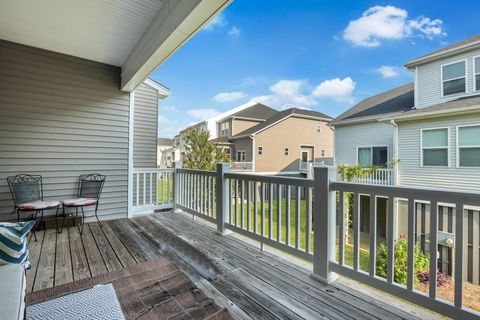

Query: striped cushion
[[17, 201, 60, 211], [61, 198, 97, 207], [0, 221, 35, 269]]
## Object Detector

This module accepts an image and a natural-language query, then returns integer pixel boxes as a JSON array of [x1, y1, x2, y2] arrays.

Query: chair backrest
[[7, 174, 43, 205], [78, 173, 106, 200]]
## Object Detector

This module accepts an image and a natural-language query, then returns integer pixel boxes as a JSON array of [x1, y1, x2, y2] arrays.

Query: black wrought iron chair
[[58, 173, 106, 234], [7, 174, 60, 241]]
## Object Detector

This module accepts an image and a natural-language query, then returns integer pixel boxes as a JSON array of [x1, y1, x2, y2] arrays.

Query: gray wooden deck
[[27, 211, 440, 320]]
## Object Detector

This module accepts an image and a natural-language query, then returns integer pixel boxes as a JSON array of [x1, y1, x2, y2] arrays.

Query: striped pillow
[[0, 221, 35, 269]]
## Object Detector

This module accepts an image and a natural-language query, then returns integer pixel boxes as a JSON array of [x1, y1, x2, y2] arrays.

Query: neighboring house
[[331, 34, 480, 284], [228, 108, 334, 173], [157, 138, 173, 167]]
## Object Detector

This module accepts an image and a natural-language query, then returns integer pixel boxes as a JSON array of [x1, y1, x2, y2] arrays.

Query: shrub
[[417, 270, 451, 287], [376, 239, 429, 285]]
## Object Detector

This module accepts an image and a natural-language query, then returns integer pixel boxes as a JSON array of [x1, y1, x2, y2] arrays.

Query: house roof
[[144, 79, 170, 99], [157, 138, 172, 146], [232, 108, 332, 139], [179, 121, 206, 134], [381, 94, 480, 122], [405, 34, 480, 68], [211, 136, 234, 145], [331, 83, 415, 126], [222, 103, 278, 121]]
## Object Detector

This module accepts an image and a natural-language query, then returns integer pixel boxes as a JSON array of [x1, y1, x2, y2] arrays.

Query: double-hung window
[[236, 150, 246, 162], [357, 146, 388, 167], [258, 146, 263, 155], [475, 57, 480, 92], [457, 125, 480, 167], [284, 148, 289, 156], [442, 60, 466, 96], [220, 122, 230, 137], [421, 128, 449, 166]]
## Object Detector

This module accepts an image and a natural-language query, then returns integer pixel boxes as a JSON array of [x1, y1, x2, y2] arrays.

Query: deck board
[[27, 212, 438, 320]]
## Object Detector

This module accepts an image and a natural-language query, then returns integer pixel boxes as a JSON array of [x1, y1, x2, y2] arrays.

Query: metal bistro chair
[[7, 174, 60, 241], [58, 173, 106, 234]]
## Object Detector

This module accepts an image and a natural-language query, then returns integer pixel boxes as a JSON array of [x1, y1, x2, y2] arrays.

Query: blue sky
[[151, 0, 480, 138]]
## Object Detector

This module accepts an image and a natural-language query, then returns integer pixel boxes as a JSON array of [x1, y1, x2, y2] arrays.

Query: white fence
[[131, 168, 174, 215], [339, 168, 394, 185], [169, 163, 479, 319], [230, 161, 253, 172]]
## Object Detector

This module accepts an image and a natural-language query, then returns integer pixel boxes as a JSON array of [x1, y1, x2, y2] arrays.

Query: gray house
[[331, 34, 480, 284]]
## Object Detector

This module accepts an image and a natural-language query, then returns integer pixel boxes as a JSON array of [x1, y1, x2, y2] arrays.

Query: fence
[[166, 163, 479, 319], [131, 168, 174, 215], [338, 168, 394, 185], [230, 161, 253, 172]]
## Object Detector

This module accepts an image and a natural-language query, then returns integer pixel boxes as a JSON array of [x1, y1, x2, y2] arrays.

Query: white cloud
[[204, 13, 226, 31], [160, 105, 177, 112], [311, 77, 356, 103], [228, 26, 241, 38], [343, 5, 446, 47], [376, 65, 399, 78], [212, 91, 247, 103], [250, 80, 317, 109], [186, 108, 221, 120], [158, 114, 170, 124]]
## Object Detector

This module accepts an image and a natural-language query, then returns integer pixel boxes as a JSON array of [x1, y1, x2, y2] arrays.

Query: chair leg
[[55, 206, 61, 234], [38, 210, 45, 232], [31, 210, 39, 242], [94, 205, 102, 227], [61, 206, 66, 234], [79, 206, 85, 235]]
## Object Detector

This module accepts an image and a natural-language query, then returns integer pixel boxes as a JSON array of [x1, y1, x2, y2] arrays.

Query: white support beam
[[121, 0, 232, 91]]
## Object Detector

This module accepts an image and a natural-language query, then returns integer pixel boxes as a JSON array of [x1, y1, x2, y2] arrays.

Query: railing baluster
[[338, 191, 345, 265], [241, 180, 245, 229], [228, 177, 232, 223], [143, 172, 146, 206], [286, 185, 291, 246], [136, 172, 139, 206], [407, 198, 415, 291], [369, 194, 377, 277], [269, 183, 273, 239], [277, 184, 281, 242], [234, 179, 238, 226], [306, 186, 312, 253], [261, 182, 265, 236], [429, 201, 438, 298], [247, 180, 251, 231], [387, 195, 395, 283], [296, 186, 301, 250], [254, 181, 258, 234], [149, 172, 153, 205], [353, 193, 360, 270], [454, 202, 464, 308]]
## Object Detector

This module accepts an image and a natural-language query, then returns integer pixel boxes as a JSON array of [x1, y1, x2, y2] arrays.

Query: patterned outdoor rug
[[27, 284, 125, 320]]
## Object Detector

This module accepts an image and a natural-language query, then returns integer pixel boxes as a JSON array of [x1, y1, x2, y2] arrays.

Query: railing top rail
[[226, 172, 314, 187], [177, 168, 216, 176], [133, 168, 175, 173], [331, 181, 480, 206]]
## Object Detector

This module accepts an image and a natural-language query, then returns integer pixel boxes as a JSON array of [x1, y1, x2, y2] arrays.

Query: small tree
[[182, 127, 230, 170]]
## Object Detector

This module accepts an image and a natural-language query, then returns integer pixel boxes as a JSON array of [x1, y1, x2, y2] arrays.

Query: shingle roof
[[405, 34, 480, 68], [331, 83, 415, 126], [231, 108, 332, 139], [157, 138, 172, 146], [228, 103, 278, 120]]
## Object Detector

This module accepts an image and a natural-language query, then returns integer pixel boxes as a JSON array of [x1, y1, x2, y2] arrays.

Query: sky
[[151, 0, 480, 138]]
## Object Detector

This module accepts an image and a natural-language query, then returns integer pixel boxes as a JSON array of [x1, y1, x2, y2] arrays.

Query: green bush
[[376, 239, 429, 285]]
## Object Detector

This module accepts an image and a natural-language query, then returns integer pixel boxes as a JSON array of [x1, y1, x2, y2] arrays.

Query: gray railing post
[[311, 166, 339, 284], [216, 162, 230, 234], [172, 161, 182, 212]]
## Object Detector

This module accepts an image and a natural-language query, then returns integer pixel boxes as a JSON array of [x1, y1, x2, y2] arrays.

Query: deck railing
[[229, 161, 253, 172], [131, 168, 174, 215], [169, 163, 479, 319], [338, 167, 394, 185]]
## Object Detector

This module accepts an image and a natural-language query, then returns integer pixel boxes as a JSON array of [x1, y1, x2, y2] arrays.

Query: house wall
[[416, 48, 480, 108], [133, 83, 158, 168], [0, 40, 130, 221], [254, 116, 333, 172], [334, 121, 394, 165], [232, 137, 253, 162], [233, 119, 261, 135], [397, 112, 480, 192]]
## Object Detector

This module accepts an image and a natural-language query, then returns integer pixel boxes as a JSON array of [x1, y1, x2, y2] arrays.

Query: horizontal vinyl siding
[[417, 48, 480, 108], [0, 40, 129, 221], [133, 83, 158, 168], [334, 122, 394, 165], [398, 113, 480, 192]]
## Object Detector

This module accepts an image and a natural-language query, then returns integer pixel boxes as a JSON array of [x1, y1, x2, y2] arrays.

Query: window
[[475, 57, 480, 91], [284, 148, 289, 156], [458, 125, 480, 167], [442, 60, 466, 96], [258, 146, 263, 155], [236, 150, 246, 162], [421, 128, 449, 166], [225, 148, 231, 159], [220, 121, 230, 137], [357, 146, 388, 166], [317, 124, 321, 133], [301, 151, 309, 162], [321, 149, 325, 157]]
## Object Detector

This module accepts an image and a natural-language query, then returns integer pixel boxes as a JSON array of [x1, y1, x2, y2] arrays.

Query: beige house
[[227, 108, 334, 173]]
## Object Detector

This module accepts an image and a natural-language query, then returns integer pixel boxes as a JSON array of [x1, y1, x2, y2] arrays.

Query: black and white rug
[[27, 284, 125, 320]]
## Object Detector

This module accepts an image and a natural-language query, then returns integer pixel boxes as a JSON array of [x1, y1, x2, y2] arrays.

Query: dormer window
[[442, 60, 466, 96], [220, 121, 230, 137], [475, 57, 480, 91]]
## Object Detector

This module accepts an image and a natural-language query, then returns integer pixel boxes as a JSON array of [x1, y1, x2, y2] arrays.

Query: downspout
[[251, 134, 256, 172], [390, 120, 399, 186]]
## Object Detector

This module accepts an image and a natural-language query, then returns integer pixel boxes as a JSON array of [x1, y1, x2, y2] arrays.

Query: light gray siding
[[334, 122, 394, 165], [416, 48, 480, 108], [0, 40, 130, 221], [232, 137, 253, 162], [133, 83, 158, 168], [398, 113, 480, 192]]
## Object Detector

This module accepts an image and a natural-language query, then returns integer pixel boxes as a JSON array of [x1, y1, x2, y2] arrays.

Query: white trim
[[355, 145, 389, 166], [300, 150, 310, 162], [456, 124, 480, 168], [474, 55, 480, 92], [251, 137, 256, 172], [414, 66, 419, 108], [420, 127, 450, 168], [440, 59, 467, 98], [127, 91, 135, 218], [144, 79, 171, 98]]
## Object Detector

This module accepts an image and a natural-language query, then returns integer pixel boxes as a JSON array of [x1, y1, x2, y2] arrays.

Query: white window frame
[[220, 121, 230, 137], [456, 124, 480, 168], [258, 146, 263, 155], [300, 150, 310, 162], [440, 59, 467, 98], [420, 127, 450, 168], [356, 145, 389, 166], [236, 150, 246, 162], [474, 55, 480, 92], [284, 147, 289, 156]]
